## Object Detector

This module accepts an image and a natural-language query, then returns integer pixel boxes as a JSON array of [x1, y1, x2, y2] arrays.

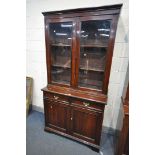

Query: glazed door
[[75, 16, 114, 92], [70, 104, 103, 144], [44, 99, 69, 133], [45, 18, 76, 86]]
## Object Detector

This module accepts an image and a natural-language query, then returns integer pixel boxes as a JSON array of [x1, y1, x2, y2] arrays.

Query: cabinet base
[[91, 147, 100, 152], [44, 126, 100, 151]]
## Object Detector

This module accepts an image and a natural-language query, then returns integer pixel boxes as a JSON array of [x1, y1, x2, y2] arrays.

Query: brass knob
[[83, 102, 90, 107], [54, 96, 59, 100]]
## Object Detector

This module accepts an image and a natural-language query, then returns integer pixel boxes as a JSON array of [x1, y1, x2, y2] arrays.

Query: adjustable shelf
[[79, 67, 104, 72], [52, 64, 71, 69], [80, 44, 108, 48], [51, 43, 71, 47]]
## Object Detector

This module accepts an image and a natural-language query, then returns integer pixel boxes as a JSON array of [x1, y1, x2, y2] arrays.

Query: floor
[[26, 111, 115, 155]]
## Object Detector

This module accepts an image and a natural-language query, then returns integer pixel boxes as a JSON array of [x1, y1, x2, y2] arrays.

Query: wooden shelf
[[51, 43, 71, 47], [52, 80, 70, 85], [52, 65, 104, 72], [52, 64, 71, 69], [79, 82, 102, 90], [51, 44, 107, 48], [80, 44, 108, 48], [79, 67, 104, 72]]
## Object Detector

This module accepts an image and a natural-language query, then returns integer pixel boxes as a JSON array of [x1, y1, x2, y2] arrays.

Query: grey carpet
[[26, 111, 114, 155]]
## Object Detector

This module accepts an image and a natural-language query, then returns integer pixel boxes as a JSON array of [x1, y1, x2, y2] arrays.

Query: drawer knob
[[54, 96, 59, 100], [50, 106, 52, 109], [71, 117, 73, 120], [83, 102, 90, 107]]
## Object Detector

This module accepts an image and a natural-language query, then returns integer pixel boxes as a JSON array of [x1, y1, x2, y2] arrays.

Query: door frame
[[44, 17, 77, 87], [74, 14, 119, 94]]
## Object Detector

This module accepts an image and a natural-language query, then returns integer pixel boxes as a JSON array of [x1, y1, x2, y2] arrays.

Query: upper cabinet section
[[43, 4, 122, 94]]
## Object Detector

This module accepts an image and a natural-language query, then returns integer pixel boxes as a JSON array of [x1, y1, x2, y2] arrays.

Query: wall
[[26, 0, 129, 130]]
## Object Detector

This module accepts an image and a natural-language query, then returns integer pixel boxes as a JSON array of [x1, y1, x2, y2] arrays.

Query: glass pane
[[78, 20, 111, 90], [49, 22, 73, 85], [49, 22, 73, 45]]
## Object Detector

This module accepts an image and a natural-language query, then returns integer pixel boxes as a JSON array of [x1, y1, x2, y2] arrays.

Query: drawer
[[71, 99, 104, 111], [43, 92, 69, 103]]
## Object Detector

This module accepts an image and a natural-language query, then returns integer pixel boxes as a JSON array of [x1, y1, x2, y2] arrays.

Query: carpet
[[26, 111, 114, 155]]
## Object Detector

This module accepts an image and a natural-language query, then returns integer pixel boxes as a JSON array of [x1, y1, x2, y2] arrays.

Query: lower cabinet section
[[44, 99, 69, 133], [43, 91, 105, 151], [70, 105, 103, 145]]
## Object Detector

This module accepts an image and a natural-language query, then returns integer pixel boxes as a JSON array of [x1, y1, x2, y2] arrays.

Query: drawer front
[[43, 91, 69, 103], [71, 99, 104, 111]]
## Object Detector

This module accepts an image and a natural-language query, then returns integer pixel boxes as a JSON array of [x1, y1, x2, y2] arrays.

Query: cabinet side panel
[[102, 14, 120, 94]]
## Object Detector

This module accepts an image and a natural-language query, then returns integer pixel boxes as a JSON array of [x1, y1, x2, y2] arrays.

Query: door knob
[[54, 96, 59, 100], [83, 102, 90, 107]]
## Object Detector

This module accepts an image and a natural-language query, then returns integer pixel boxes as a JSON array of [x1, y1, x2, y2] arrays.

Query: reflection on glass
[[49, 22, 73, 45], [49, 22, 73, 85], [80, 20, 111, 46], [78, 20, 111, 90]]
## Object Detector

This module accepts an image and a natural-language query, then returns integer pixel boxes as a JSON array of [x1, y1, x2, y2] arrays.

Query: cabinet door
[[76, 15, 115, 92], [45, 18, 76, 86], [44, 99, 69, 133], [70, 104, 103, 144]]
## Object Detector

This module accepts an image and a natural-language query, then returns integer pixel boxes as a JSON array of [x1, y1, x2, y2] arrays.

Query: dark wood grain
[[44, 99, 69, 133], [71, 99, 105, 112], [44, 18, 51, 84], [42, 4, 122, 16], [124, 84, 129, 106], [71, 20, 77, 87], [44, 6, 122, 94], [70, 105, 102, 144], [42, 85, 107, 104], [115, 83, 129, 155], [44, 126, 100, 149], [115, 107, 129, 155], [43, 90, 105, 150], [42, 5, 122, 152], [102, 14, 120, 94]]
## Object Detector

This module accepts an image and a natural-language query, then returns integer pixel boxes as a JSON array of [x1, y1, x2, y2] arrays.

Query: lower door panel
[[70, 104, 103, 144], [44, 99, 69, 133]]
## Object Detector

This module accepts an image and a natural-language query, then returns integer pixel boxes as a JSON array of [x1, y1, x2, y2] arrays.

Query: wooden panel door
[[44, 99, 69, 133], [70, 104, 103, 144]]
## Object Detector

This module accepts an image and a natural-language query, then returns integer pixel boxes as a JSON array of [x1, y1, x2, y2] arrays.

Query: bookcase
[[41, 4, 122, 152]]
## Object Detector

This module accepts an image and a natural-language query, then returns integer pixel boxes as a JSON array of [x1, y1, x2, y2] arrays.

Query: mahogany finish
[[115, 84, 129, 155], [42, 4, 122, 152]]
